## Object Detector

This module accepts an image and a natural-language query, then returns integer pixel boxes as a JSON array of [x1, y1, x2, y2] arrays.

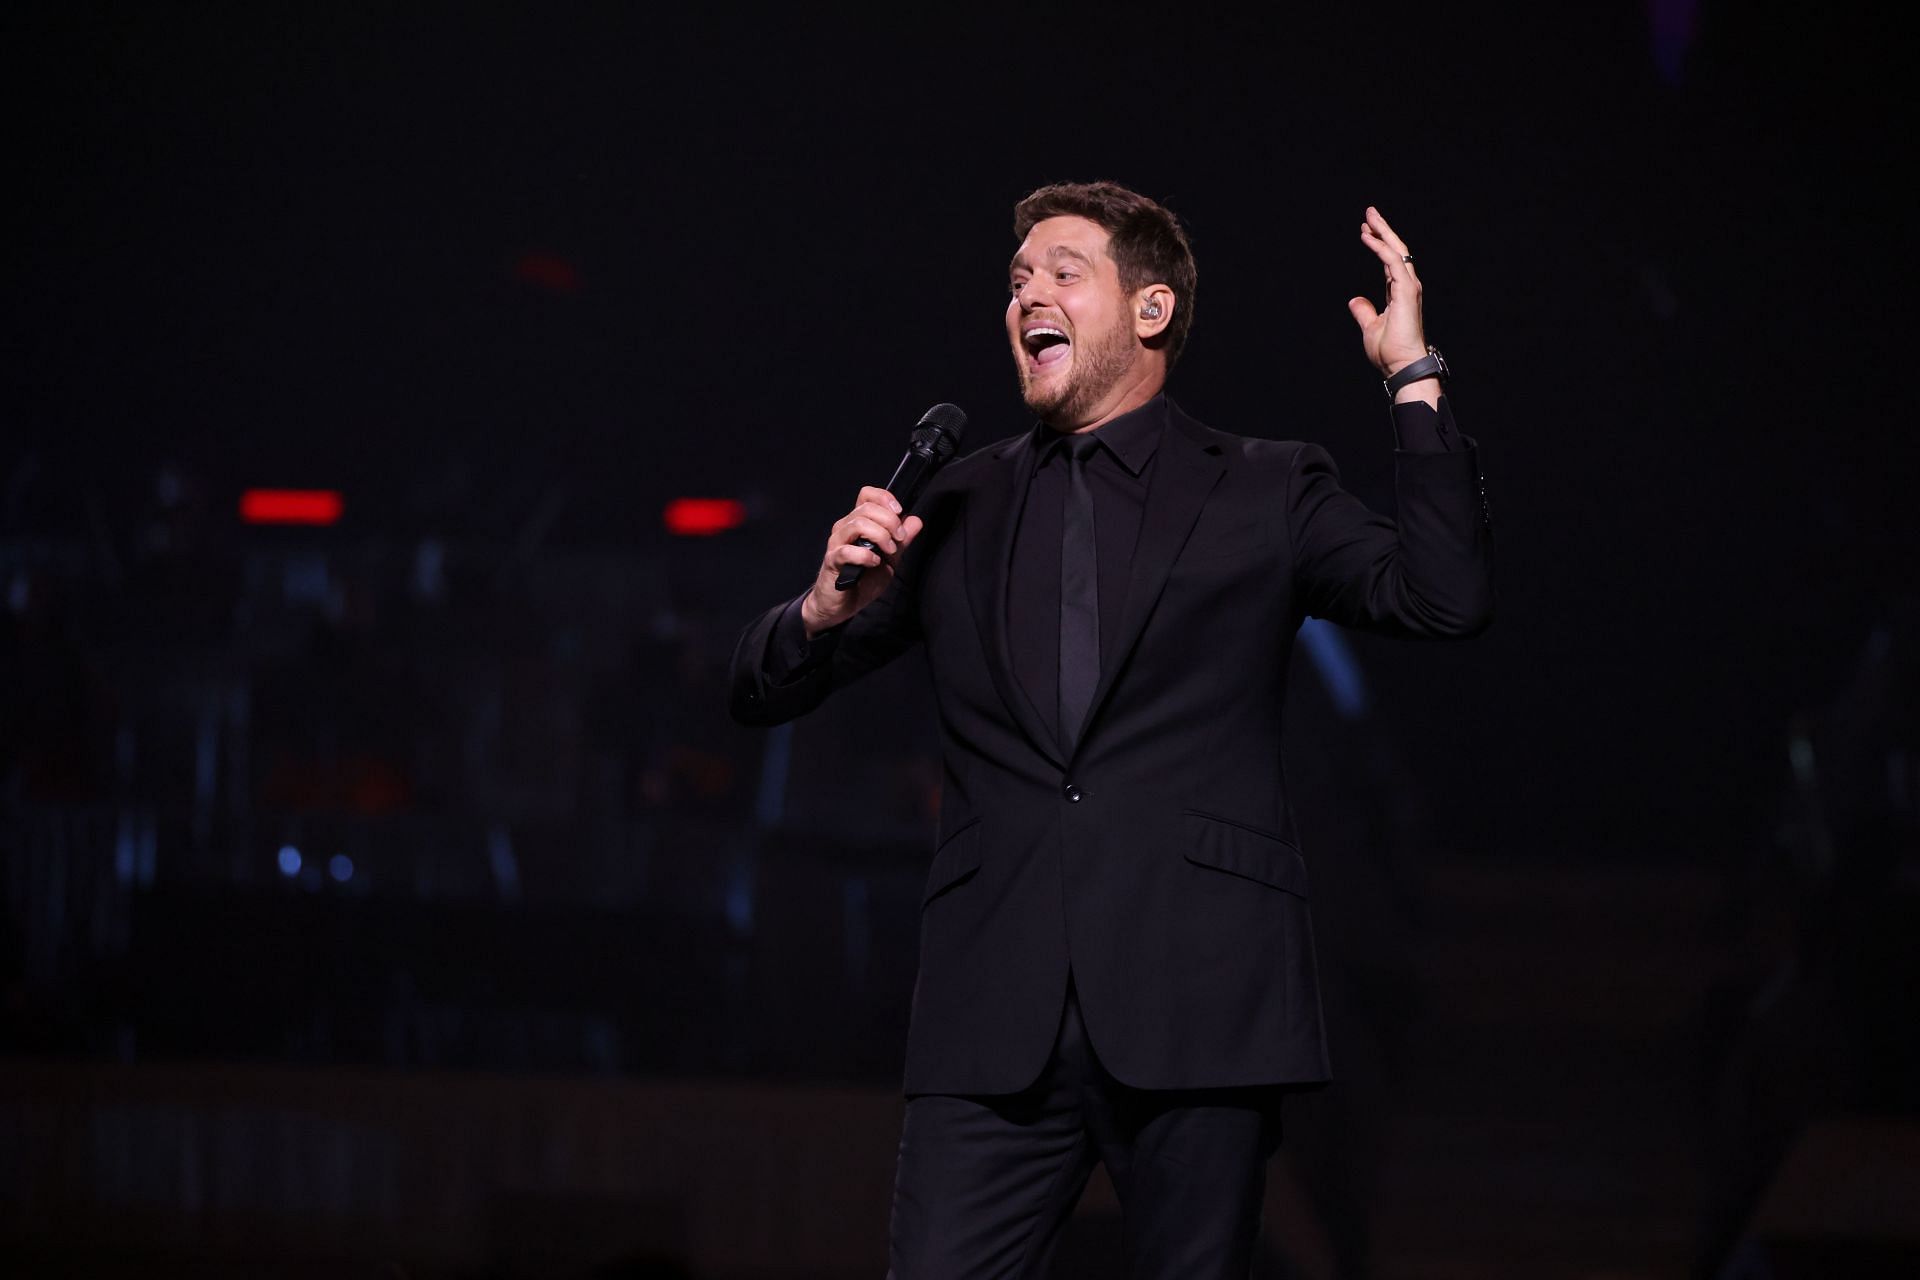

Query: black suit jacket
[[729, 397, 1493, 1095]]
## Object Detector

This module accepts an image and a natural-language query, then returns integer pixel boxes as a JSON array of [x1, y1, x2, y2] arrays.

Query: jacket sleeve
[[1287, 400, 1494, 639], [726, 569, 924, 727]]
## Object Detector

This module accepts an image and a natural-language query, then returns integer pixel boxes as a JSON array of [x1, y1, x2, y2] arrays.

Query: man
[[729, 181, 1492, 1278]]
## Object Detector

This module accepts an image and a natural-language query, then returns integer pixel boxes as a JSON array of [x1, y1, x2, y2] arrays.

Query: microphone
[[834, 402, 968, 591]]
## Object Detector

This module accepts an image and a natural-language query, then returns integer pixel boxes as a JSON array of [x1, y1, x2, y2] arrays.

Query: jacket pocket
[[1182, 809, 1308, 898], [922, 815, 984, 905], [1185, 511, 1270, 562]]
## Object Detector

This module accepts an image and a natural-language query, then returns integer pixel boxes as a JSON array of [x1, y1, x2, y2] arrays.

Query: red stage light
[[240, 490, 344, 526], [513, 250, 582, 295], [664, 498, 746, 537]]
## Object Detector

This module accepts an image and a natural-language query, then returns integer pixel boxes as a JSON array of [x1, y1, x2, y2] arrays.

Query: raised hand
[[799, 486, 925, 636], [1346, 206, 1430, 379]]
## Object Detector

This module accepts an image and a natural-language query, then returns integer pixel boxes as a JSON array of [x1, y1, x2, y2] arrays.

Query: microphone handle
[[833, 442, 943, 591]]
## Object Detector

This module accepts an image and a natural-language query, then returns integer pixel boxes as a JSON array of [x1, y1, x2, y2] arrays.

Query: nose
[[1014, 274, 1052, 312]]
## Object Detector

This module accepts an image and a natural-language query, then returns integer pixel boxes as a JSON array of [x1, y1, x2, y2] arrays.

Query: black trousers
[[887, 979, 1286, 1279]]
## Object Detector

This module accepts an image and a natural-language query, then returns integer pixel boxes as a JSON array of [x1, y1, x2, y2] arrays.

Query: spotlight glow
[[241, 490, 344, 526], [664, 498, 747, 537]]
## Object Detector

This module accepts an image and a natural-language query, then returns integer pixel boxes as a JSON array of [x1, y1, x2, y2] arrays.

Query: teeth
[[1026, 327, 1066, 340]]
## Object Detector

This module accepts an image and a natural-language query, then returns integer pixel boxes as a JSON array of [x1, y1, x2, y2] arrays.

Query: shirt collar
[[1032, 392, 1167, 478]]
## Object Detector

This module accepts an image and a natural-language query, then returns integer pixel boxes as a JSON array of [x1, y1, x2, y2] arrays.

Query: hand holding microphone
[[801, 403, 967, 636]]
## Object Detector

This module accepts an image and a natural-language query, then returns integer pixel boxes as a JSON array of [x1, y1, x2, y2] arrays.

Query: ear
[[1134, 285, 1175, 341]]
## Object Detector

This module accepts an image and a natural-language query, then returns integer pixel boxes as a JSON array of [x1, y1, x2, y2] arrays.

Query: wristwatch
[[1383, 346, 1449, 400]]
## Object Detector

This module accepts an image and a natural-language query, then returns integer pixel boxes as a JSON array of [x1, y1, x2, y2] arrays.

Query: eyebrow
[[1009, 244, 1096, 275]]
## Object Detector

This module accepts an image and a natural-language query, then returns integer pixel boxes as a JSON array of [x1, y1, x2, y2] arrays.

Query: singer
[[729, 181, 1493, 1278]]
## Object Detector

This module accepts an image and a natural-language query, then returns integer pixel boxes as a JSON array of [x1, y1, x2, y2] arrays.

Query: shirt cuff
[[1390, 395, 1462, 453], [765, 593, 841, 683]]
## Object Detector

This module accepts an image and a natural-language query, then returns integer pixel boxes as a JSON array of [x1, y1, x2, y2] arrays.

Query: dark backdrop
[[10, 3, 1906, 861]]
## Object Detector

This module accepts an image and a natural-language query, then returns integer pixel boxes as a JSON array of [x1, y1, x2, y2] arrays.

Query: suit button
[[1064, 783, 1083, 802]]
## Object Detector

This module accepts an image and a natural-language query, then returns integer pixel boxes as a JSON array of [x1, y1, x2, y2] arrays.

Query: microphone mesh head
[[917, 404, 967, 460]]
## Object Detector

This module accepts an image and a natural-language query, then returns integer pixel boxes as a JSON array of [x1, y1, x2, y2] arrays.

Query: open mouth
[[1022, 325, 1072, 371]]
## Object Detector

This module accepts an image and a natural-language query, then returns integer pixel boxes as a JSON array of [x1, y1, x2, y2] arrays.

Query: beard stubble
[[1020, 313, 1138, 427]]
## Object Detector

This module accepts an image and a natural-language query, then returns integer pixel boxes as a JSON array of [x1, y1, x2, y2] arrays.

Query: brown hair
[[1013, 180, 1198, 367]]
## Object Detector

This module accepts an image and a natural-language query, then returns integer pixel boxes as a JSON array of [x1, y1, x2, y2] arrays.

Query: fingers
[[849, 500, 902, 532], [825, 490, 921, 582], [828, 540, 887, 572], [868, 514, 925, 568], [1359, 205, 1420, 291], [823, 486, 916, 583], [1364, 205, 1412, 260], [1359, 224, 1415, 284], [1352, 208, 1430, 371], [839, 511, 901, 554]]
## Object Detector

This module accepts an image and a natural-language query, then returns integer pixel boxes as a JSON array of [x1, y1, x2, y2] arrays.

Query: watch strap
[[1383, 347, 1449, 399]]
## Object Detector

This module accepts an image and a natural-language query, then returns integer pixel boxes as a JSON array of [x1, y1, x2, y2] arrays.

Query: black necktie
[[1059, 434, 1101, 753]]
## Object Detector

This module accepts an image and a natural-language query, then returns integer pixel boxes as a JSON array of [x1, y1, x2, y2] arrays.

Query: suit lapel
[[965, 431, 1067, 770], [1074, 405, 1225, 758]]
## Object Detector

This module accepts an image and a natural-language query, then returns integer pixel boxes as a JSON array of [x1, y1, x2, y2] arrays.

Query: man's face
[[1006, 215, 1141, 428]]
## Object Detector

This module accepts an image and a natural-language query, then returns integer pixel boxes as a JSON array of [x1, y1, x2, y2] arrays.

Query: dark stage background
[[4, 4, 1915, 1278]]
